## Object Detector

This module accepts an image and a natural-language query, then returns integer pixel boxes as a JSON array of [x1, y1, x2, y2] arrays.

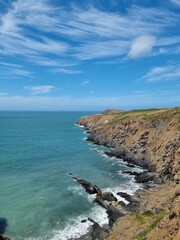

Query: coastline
[[75, 108, 180, 240], [0, 109, 179, 240]]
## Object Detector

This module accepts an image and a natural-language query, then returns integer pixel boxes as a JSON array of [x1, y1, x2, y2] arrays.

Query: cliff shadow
[[0, 218, 8, 234]]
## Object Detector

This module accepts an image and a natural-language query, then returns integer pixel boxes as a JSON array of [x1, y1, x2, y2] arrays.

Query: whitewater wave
[[50, 205, 108, 240]]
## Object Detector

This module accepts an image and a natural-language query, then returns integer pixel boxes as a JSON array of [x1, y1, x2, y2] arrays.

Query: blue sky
[[0, 0, 180, 111]]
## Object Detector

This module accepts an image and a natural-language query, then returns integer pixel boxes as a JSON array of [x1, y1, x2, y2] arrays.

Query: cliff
[[77, 107, 180, 184], [77, 107, 180, 240]]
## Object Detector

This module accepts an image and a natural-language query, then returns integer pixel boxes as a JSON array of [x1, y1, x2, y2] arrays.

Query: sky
[[0, 0, 180, 111]]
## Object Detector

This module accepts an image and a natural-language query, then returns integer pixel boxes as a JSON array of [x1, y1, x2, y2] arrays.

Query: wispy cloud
[[82, 80, 90, 86], [0, 0, 9, 6], [52, 68, 82, 74], [76, 40, 129, 60], [0, 0, 69, 67], [30, 56, 77, 68], [170, 0, 180, 6], [128, 35, 156, 58], [156, 36, 180, 47], [0, 0, 179, 73], [142, 64, 180, 82], [0, 61, 32, 78], [24, 85, 55, 95]]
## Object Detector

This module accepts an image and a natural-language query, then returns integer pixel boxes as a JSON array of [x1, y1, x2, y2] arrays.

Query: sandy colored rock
[[108, 185, 180, 240]]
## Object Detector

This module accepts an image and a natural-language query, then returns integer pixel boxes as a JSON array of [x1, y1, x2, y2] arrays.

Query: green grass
[[101, 107, 180, 128], [128, 108, 159, 113], [130, 211, 154, 225], [130, 212, 146, 225], [143, 211, 154, 217], [132, 213, 166, 240]]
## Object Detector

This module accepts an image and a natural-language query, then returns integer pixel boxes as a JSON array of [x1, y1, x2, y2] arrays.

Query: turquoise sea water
[[0, 112, 142, 240]]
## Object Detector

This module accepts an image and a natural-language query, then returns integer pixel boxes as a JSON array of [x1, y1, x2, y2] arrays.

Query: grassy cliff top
[[99, 107, 180, 128], [105, 107, 179, 119]]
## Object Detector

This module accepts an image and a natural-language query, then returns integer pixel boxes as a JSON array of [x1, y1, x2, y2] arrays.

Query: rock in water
[[101, 192, 117, 202], [94, 198, 124, 228], [68, 173, 124, 229], [68, 173, 102, 195]]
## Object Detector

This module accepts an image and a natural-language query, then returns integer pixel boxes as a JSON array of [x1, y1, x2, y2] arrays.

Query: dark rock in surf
[[93, 198, 124, 228], [117, 192, 141, 212], [68, 173, 102, 195], [101, 192, 117, 202], [81, 219, 87, 223], [88, 218, 109, 240], [68, 173, 124, 229], [117, 192, 133, 203], [122, 171, 139, 176]]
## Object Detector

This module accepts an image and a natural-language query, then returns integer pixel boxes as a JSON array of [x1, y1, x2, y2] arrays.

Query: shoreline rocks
[[68, 173, 123, 229]]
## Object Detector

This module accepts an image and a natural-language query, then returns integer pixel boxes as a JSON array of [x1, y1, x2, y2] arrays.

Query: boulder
[[101, 192, 117, 202], [68, 173, 102, 195]]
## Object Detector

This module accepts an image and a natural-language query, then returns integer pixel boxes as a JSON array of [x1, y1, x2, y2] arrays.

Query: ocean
[[0, 111, 142, 240]]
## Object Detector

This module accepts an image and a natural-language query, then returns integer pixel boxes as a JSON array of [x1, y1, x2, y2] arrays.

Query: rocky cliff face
[[108, 184, 180, 240], [77, 108, 180, 184], [77, 107, 180, 240]]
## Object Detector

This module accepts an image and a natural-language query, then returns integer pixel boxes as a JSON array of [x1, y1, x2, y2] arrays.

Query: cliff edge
[[77, 107, 180, 240]]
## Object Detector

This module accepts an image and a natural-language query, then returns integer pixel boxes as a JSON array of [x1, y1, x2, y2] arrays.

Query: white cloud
[[0, 92, 8, 96], [171, 0, 180, 6], [0, 0, 179, 70], [142, 64, 180, 82], [82, 80, 90, 86], [0, 0, 68, 58], [0, 91, 179, 111], [25, 85, 55, 95], [128, 35, 156, 58], [30, 57, 77, 68], [52, 68, 82, 74], [0, 0, 180, 82]]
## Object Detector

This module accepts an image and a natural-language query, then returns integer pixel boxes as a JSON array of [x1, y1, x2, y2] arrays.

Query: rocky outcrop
[[77, 108, 180, 183], [68, 173, 123, 230], [68, 173, 102, 195]]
